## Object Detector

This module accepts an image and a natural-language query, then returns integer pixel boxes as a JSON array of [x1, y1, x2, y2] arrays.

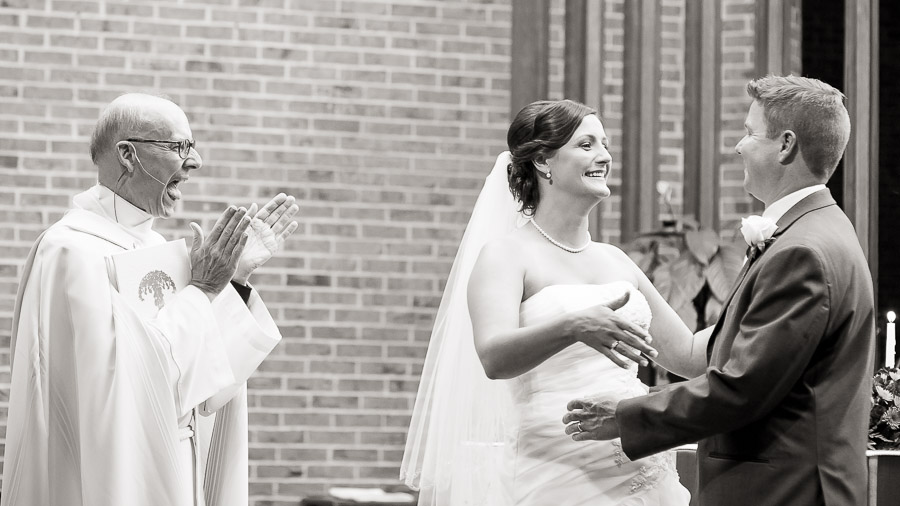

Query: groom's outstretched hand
[[563, 396, 620, 441]]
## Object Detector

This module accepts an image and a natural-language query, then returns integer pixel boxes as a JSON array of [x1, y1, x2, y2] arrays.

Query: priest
[[2, 93, 299, 506]]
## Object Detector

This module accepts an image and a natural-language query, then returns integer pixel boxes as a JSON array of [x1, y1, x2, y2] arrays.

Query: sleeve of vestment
[[198, 283, 282, 415], [616, 245, 831, 460]]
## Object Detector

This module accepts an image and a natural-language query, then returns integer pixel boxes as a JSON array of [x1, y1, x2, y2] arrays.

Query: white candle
[[887, 311, 896, 369]]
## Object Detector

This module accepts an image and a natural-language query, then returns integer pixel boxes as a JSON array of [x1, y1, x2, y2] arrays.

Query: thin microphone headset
[[113, 143, 178, 224]]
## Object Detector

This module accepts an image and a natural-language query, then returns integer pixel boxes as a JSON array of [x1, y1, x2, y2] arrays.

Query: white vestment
[[1, 185, 282, 506]]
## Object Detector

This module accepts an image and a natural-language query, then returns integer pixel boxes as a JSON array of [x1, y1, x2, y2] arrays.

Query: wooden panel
[[754, 0, 805, 214], [510, 0, 551, 118], [767, 0, 786, 73], [564, 0, 587, 102], [575, 0, 606, 241], [755, 0, 770, 77], [867, 453, 900, 506], [784, 0, 803, 73], [756, 0, 802, 78], [843, 0, 878, 261], [683, 0, 721, 230], [621, 0, 660, 242], [582, 0, 604, 112]]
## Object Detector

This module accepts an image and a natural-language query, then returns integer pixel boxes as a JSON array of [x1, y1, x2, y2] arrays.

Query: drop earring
[[538, 169, 553, 185]]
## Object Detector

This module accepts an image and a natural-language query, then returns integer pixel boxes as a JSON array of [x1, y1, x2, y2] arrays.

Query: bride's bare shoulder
[[475, 228, 532, 268], [480, 227, 531, 254], [595, 242, 643, 280]]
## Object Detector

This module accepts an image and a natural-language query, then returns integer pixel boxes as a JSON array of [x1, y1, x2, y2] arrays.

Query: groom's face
[[736, 101, 782, 202]]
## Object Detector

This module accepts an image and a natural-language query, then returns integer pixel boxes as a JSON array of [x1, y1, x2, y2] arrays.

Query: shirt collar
[[72, 184, 157, 245], [762, 184, 827, 224]]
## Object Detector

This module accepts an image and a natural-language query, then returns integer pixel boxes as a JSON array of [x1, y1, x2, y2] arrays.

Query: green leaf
[[681, 217, 700, 231], [666, 251, 705, 310], [674, 298, 699, 330], [685, 229, 720, 266], [707, 241, 746, 301], [627, 249, 655, 275], [652, 261, 673, 300], [705, 296, 723, 326]]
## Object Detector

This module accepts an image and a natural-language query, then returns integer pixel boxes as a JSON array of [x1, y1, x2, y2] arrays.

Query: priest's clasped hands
[[188, 193, 299, 300]]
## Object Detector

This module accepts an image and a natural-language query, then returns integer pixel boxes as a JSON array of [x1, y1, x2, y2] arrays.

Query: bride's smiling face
[[542, 114, 612, 199]]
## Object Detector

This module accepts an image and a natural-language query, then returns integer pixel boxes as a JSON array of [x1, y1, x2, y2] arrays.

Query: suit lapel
[[770, 188, 836, 240], [706, 189, 837, 358]]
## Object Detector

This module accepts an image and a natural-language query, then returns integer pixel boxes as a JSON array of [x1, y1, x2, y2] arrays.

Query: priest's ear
[[115, 140, 138, 174]]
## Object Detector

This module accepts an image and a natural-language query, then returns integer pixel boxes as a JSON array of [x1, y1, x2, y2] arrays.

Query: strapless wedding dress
[[502, 282, 691, 506]]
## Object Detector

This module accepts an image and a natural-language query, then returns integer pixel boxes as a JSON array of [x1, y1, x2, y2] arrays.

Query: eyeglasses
[[126, 138, 195, 159]]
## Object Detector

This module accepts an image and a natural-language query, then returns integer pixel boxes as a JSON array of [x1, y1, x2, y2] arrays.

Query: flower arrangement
[[868, 366, 900, 450]]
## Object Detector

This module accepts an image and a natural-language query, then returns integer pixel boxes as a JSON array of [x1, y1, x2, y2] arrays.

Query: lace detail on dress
[[628, 450, 679, 495], [612, 287, 651, 333], [612, 440, 629, 468], [610, 440, 680, 495]]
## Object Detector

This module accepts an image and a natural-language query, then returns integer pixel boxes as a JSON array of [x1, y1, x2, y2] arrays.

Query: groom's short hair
[[747, 75, 851, 180]]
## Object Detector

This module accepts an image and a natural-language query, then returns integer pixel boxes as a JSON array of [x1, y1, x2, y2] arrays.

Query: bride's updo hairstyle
[[507, 99, 597, 216]]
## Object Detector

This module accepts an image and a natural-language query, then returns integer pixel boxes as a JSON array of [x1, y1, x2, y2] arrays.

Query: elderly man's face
[[127, 107, 202, 218]]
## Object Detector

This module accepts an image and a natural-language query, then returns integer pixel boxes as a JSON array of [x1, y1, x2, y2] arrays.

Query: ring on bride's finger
[[610, 341, 620, 352], [577, 421, 584, 433]]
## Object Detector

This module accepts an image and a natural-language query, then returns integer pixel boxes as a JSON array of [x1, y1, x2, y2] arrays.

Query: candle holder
[[887, 311, 897, 369]]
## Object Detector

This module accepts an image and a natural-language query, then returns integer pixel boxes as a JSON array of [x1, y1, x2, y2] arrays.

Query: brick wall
[[594, 0, 627, 243], [658, 0, 686, 224], [0, 1, 514, 502], [0, 0, 758, 503], [719, 0, 759, 229]]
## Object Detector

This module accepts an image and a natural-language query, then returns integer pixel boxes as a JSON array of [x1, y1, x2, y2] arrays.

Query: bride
[[402, 100, 703, 505]]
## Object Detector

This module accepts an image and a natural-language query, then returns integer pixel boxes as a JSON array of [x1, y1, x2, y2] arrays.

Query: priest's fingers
[[207, 206, 237, 245], [277, 221, 299, 244], [272, 201, 299, 235], [223, 210, 251, 254], [257, 193, 288, 225], [228, 228, 251, 266], [217, 207, 247, 248], [189, 222, 205, 256]]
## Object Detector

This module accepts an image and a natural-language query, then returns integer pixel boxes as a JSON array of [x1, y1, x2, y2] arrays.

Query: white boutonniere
[[740, 215, 778, 260]]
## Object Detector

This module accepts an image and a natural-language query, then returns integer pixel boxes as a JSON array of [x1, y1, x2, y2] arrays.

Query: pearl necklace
[[529, 219, 591, 253]]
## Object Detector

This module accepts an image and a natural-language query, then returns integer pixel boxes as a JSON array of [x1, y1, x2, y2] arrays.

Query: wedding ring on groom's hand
[[577, 422, 584, 433]]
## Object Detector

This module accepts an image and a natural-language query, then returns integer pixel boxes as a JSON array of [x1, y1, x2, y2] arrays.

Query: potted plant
[[622, 183, 746, 385]]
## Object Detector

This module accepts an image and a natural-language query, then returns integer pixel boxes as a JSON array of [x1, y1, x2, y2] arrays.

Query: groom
[[564, 75, 875, 505]]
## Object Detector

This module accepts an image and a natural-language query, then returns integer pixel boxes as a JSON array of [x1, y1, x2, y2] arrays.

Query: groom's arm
[[616, 244, 830, 460]]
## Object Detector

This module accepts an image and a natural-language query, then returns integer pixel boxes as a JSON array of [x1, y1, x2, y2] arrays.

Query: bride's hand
[[563, 395, 620, 441], [567, 291, 658, 369]]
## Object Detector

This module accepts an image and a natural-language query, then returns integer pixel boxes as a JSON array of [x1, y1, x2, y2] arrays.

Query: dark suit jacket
[[617, 189, 875, 506]]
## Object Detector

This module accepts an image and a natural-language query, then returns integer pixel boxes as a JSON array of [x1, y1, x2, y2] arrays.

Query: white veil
[[401, 152, 525, 506]]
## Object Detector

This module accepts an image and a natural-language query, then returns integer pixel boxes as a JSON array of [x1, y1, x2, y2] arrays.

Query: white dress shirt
[[762, 184, 827, 224]]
